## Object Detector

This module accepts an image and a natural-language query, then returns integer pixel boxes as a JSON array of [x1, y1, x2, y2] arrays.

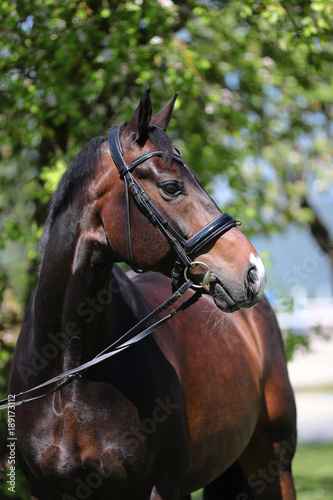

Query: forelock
[[147, 124, 173, 163]]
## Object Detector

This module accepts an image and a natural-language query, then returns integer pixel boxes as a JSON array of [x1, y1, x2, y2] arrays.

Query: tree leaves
[[0, 0, 332, 300]]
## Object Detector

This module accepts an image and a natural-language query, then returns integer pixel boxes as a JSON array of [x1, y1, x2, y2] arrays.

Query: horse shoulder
[[239, 297, 297, 438]]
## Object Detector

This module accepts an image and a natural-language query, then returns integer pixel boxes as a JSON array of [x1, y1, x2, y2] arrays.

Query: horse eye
[[161, 182, 181, 196]]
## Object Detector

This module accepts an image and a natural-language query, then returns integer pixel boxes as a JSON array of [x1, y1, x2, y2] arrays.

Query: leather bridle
[[107, 125, 240, 291], [0, 125, 241, 411]]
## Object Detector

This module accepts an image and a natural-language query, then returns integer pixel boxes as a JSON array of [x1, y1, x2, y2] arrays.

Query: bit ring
[[184, 261, 216, 289]]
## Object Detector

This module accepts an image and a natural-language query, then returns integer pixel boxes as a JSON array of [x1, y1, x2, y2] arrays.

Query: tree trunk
[[302, 196, 333, 291]]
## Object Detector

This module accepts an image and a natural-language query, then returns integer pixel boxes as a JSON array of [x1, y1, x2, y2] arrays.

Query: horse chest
[[20, 376, 187, 489], [17, 394, 149, 483]]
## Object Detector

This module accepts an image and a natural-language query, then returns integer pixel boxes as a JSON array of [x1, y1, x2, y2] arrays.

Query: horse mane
[[39, 125, 173, 258], [39, 136, 106, 257]]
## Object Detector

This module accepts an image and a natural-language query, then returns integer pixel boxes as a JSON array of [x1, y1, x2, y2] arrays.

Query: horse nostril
[[246, 266, 260, 295], [246, 254, 266, 303]]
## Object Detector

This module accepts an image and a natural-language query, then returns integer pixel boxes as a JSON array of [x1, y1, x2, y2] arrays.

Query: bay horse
[[8, 89, 296, 499]]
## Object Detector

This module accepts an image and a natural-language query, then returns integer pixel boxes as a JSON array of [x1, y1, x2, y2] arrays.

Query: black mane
[[39, 136, 105, 256], [39, 124, 173, 257]]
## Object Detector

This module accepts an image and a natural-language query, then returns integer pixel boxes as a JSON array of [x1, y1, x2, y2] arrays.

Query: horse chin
[[208, 280, 240, 313]]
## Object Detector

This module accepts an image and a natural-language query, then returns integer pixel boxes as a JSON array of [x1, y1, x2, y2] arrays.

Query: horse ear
[[150, 92, 179, 131], [123, 87, 152, 145]]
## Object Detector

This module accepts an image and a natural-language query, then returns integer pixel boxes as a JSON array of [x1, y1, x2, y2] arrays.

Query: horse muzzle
[[201, 253, 266, 313]]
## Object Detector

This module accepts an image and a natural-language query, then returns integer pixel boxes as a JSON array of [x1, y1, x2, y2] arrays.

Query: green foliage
[[0, 0, 333, 239], [284, 324, 329, 362], [0, 5, 332, 495], [284, 329, 311, 362], [0, 2, 331, 328], [0, 270, 28, 499], [1, 0, 332, 255], [0, 0, 331, 369]]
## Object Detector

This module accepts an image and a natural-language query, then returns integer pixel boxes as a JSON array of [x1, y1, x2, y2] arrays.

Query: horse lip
[[208, 276, 238, 313]]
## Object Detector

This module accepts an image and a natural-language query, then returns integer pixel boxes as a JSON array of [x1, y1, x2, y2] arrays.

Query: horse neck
[[34, 202, 120, 364]]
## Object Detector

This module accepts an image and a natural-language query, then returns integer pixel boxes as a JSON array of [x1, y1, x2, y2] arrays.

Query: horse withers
[[8, 89, 296, 499]]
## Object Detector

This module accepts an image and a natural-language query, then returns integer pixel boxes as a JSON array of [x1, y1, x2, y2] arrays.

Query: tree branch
[[302, 197, 333, 260]]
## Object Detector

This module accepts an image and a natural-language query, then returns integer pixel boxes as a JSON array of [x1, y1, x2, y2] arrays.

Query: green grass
[[191, 443, 333, 499], [294, 443, 333, 499]]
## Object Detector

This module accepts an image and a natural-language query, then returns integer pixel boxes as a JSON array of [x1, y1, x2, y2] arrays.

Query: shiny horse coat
[[8, 89, 296, 499]]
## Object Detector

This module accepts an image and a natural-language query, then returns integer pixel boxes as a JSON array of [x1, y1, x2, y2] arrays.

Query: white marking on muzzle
[[250, 253, 266, 295]]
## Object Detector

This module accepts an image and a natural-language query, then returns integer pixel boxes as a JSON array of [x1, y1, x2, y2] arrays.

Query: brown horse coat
[[8, 90, 296, 499]]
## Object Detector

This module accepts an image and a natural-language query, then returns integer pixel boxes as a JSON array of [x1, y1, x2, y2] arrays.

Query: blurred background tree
[[1, 1, 332, 302], [0, 1, 332, 497]]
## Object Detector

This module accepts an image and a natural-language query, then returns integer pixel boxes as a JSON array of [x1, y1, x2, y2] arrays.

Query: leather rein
[[0, 126, 240, 410]]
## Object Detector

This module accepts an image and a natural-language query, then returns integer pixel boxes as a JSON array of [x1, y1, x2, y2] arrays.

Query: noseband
[[108, 125, 240, 291]]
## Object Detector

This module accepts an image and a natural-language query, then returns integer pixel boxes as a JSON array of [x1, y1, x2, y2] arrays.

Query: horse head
[[99, 88, 265, 312]]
